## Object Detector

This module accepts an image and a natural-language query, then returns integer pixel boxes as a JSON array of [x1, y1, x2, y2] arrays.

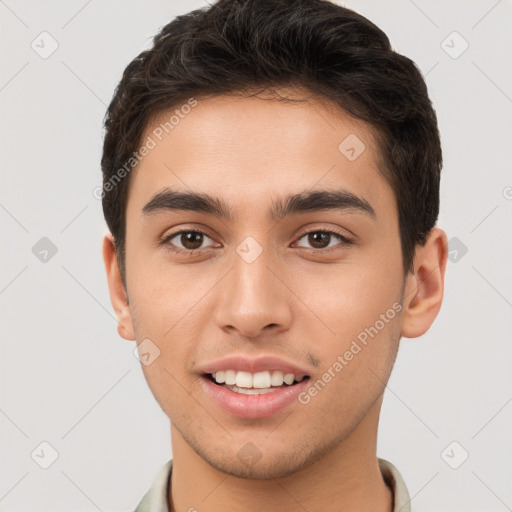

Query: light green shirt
[[133, 457, 411, 512]]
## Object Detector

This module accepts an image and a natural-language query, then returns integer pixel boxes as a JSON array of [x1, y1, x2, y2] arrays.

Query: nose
[[214, 249, 293, 339]]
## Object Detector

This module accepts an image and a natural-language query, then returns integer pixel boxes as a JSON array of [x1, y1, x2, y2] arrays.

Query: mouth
[[205, 370, 309, 395], [200, 369, 311, 419]]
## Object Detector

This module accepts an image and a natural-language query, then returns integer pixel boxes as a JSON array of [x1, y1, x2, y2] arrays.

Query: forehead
[[127, 90, 392, 218]]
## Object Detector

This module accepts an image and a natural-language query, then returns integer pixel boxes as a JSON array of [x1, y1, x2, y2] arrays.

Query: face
[[118, 90, 408, 478]]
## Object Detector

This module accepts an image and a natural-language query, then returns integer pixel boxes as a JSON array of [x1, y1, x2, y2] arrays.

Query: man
[[101, 0, 448, 510]]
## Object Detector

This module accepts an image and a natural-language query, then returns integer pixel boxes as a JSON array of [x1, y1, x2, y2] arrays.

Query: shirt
[[133, 457, 411, 512]]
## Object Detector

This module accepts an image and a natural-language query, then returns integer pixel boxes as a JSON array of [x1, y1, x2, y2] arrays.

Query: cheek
[[131, 298, 201, 417], [126, 244, 209, 337], [291, 253, 403, 403], [294, 255, 403, 342], [295, 309, 402, 432], [126, 265, 211, 405]]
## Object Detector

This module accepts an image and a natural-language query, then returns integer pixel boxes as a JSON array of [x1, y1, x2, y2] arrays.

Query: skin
[[103, 88, 448, 512]]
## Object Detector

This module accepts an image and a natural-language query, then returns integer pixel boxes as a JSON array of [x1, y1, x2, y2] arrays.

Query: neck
[[168, 395, 393, 512]]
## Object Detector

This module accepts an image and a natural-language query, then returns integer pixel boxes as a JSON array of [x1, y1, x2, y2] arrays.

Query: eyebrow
[[142, 187, 376, 221]]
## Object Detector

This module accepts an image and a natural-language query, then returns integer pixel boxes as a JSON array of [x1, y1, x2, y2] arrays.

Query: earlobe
[[401, 227, 448, 338], [102, 232, 136, 341]]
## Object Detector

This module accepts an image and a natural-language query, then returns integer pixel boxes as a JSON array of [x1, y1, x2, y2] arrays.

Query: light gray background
[[1, 1, 511, 511]]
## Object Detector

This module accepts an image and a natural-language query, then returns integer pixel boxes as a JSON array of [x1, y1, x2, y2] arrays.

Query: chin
[[194, 434, 334, 480], [206, 453, 308, 480]]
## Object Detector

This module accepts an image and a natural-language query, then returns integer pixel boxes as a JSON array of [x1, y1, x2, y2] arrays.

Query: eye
[[160, 228, 353, 254], [294, 230, 353, 252], [162, 230, 216, 252]]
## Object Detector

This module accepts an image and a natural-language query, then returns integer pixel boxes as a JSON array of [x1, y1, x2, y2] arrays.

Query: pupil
[[309, 232, 329, 249], [182, 232, 203, 249]]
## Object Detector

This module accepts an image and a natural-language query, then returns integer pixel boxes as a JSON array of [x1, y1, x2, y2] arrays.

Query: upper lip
[[200, 355, 311, 377]]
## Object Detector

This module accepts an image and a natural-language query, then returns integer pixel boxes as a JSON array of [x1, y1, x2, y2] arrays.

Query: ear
[[401, 227, 448, 338], [102, 232, 136, 341]]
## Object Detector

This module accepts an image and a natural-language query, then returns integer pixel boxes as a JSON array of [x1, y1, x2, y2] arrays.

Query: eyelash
[[159, 228, 354, 255]]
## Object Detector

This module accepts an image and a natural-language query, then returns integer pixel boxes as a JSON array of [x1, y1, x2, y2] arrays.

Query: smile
[[201, 370, 311, 418], [210, 370, 307, 395]]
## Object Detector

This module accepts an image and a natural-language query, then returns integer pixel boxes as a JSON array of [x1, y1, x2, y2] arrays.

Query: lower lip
[[200, 376, 310, 419]]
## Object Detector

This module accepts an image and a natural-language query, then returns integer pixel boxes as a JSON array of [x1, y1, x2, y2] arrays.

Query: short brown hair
[[101, 0, 442, 287]]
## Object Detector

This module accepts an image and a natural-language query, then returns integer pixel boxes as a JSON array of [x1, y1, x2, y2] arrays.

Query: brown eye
[[164, 230, 215, 252], [307, 232, 330, 249], [295, 230, 352, 251], [180, 232, 204, 250]]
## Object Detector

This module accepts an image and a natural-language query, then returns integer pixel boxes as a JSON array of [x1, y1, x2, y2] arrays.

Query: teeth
[[212, 370, 305, 388], [226, 385, 278, 395], [253, 371, 271, 389], [225, 370, 236, 385], [235, 371, 252, 388], [271, 371, 284, 386], [283, 373, 295, 385]]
